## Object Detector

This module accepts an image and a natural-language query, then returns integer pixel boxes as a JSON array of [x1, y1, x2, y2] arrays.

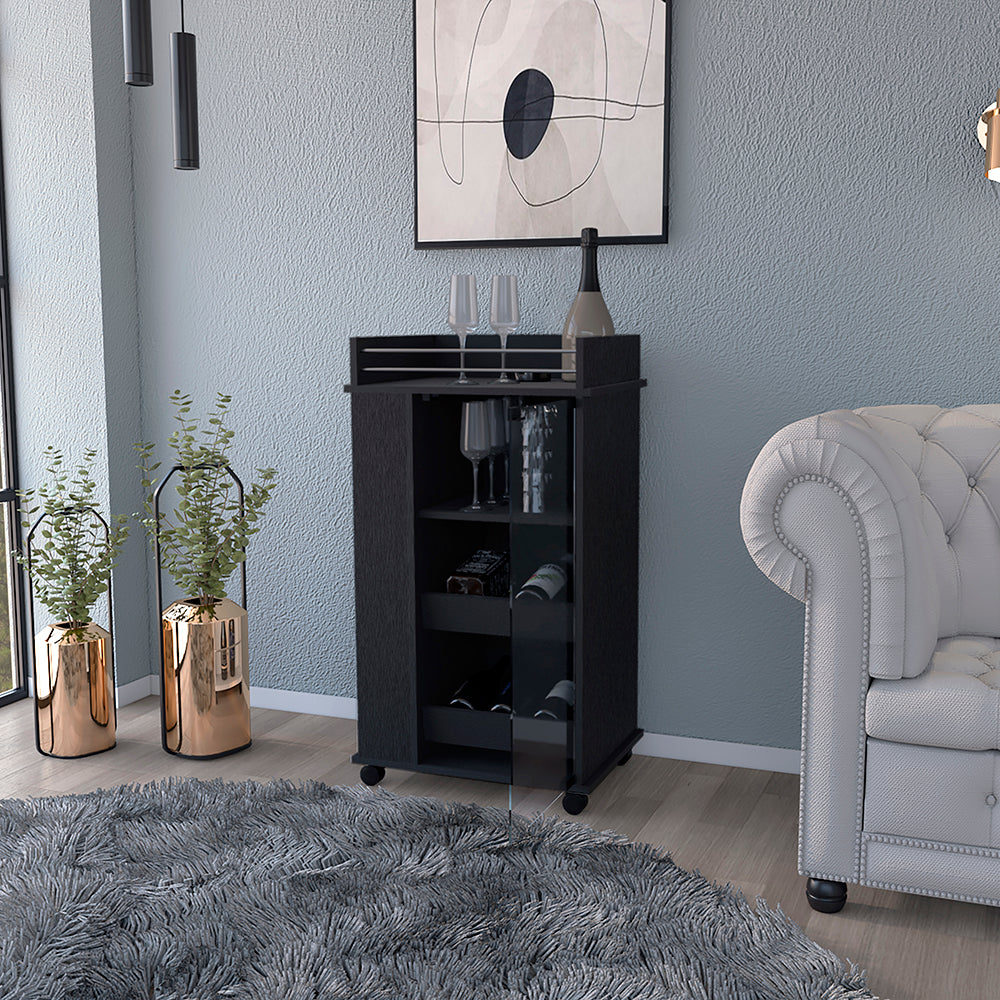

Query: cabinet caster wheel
[[562, 792, 588, 815], [360, 765, 385, 786], [617, 751, 632, 766], [805, 878, 847, 913]]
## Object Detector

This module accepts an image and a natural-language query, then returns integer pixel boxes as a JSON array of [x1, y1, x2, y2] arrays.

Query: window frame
[[0, 90, 28, 708]]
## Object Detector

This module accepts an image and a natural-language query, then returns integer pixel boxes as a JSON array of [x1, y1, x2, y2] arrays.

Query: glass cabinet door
[[508, 399, 574, 793], [410, 393, 574, 809]]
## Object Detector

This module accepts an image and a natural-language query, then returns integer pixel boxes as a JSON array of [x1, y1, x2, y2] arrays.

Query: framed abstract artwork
[[414, 0, 671, 248]]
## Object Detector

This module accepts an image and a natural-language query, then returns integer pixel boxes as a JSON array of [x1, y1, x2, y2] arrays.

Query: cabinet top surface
[[346, 334, 645, 397], [344, 376, 646, 397]]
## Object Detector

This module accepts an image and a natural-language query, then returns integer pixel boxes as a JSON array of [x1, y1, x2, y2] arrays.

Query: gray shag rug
[[0, 778, 875, 1000]]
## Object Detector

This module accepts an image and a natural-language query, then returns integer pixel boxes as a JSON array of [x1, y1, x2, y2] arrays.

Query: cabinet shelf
[[423, 706, 510, 751], [513, 601, 573, 643], [418, 745, 512, 783], [418, 498, 511, 522], [511, 509, 573, 527], [421, 593, 510, 636], [420, 593, 573, 641], [422, 706, 570, 753], [417, 497, 573, 526]]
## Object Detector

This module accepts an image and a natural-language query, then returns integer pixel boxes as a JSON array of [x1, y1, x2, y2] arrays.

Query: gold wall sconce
[[978, 90, 1000, 181]]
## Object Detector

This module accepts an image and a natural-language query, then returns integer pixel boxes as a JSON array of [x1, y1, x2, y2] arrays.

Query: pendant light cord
[[180, 0, 185, 32]]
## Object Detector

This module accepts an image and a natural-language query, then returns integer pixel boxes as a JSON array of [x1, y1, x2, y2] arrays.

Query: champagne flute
[[460, 401, 491, 511], [486, 398, 506, 506], [449, 275, 479, 385], [489, 275, 519, 384]]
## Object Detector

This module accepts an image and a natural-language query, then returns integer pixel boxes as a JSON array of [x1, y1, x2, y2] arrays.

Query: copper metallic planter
[[34, 623, 116, 758], [23, 504, 118, 760], [161, 597, 251, 758]]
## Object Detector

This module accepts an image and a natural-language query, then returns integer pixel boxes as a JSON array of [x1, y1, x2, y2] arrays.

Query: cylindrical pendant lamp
[[987, 89, 1000, 182], [123, 0, 153, 86], [171, 31, 199, 170]]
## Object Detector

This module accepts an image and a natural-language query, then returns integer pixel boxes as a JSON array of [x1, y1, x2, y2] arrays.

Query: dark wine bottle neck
[[578, 243, 600, 293]]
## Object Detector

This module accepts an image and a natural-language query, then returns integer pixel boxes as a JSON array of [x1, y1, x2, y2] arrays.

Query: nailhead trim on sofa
[[774, 472, 870, 883], [862, 833, 1000, 906]]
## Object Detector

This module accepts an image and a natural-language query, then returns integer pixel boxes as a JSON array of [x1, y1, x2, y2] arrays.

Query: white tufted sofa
[[741, 405, 1000, 912]]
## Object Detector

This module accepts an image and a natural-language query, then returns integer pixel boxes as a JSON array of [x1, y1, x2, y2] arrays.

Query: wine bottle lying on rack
[[448, 656, 512, 712], [533, 679, 575, 721], [489, 678, 512, 714], [516, 558, 570, 601]]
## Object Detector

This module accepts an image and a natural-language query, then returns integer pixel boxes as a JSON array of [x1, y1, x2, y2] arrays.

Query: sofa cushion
[[867, 636, 1000, 751], [863, 738, 1000, 850]]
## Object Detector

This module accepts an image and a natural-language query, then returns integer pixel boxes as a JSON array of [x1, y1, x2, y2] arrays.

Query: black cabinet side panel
[[577, 336, 640, 389], [575, 390, 641, 785], [352, 393, 417, 764]]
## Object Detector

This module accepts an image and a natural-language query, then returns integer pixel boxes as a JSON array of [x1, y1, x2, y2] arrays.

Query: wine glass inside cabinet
[[347, 334, 644, 815]]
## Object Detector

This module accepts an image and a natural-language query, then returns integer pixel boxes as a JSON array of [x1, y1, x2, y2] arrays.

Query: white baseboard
[[249, 686, 358, 720], [109, 681, 358, 720], [634, 732, 800, 774], [29, 674, 159, 707], [94, 680, 799, 774], [244, 691, 797, 774], [116, 674, 157, 707]]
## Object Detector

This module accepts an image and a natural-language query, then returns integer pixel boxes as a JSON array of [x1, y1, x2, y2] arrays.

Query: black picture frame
[[413, 0, 671, 249]]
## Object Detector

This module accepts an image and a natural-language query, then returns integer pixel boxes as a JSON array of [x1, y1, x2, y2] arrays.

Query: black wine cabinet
[[347, 335, 644, 814]]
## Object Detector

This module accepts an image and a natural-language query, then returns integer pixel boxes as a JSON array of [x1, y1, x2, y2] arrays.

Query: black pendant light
[[122, 0, 153, 86], [171, 0, 199, 170]]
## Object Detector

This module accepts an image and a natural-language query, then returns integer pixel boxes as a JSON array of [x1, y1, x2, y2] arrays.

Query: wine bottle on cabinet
[[561, 227, 614, 382]]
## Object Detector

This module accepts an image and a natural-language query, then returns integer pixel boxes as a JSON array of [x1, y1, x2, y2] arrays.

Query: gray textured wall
[[7, 1, 1000, 748], [130, 0, 1000, 749], [0, 0, 148, 685]]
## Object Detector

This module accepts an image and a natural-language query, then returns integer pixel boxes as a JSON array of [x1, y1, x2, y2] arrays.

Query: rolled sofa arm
[[740, 409, 940, 882], [741, 409, 939, 680]]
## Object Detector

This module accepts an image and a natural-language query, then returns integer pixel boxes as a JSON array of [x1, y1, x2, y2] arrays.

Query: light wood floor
[[3, 696, 996, 999]]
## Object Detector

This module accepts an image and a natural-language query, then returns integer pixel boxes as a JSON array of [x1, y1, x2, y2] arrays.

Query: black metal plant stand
[[24, 505, 116, 758], [152, 462, 248, 758]]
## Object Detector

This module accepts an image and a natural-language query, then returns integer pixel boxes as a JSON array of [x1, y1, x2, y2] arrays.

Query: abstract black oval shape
[[503, 69, 554, 160]]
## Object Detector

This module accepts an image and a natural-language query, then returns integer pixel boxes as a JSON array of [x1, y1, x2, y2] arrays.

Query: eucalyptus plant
[[136, 391, 277, 609], [16, 447, 129, 630]]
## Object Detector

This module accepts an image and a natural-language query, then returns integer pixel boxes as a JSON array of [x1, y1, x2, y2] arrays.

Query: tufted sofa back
[[852, 404, 1000, 639]]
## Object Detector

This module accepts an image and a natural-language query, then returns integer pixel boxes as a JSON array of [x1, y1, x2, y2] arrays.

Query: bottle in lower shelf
[[533, 679, 575, 720], [489, 678, 512, 714], [448, 655, 512, 711]]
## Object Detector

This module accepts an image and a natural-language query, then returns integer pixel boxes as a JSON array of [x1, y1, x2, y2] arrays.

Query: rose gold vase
[[161, 597, 251, 758], [34, 622, 115, 758]]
